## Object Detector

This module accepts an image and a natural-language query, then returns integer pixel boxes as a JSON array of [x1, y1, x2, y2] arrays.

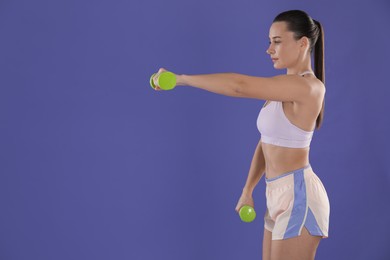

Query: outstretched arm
[[176, 72, 314, 102]]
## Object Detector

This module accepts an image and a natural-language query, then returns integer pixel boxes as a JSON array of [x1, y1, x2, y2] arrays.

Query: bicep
[[236, 74, 312, 102]]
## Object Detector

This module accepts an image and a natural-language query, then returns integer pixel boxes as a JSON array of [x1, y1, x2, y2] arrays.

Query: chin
[[273, 63, 286, 70]]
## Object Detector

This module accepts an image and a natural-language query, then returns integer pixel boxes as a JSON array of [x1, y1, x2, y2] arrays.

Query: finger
[[153, 69, 167, 87], [158, 68, 166, 74], [153, 76, 159, 88]]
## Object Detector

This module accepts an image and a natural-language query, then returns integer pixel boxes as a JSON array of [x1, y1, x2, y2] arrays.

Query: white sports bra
[[256, 71, 314, 148]]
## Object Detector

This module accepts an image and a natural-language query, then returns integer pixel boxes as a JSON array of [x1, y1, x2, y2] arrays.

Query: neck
[[286, 52, 313, 75]]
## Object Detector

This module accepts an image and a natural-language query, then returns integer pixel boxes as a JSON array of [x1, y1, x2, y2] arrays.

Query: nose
[[266, 47, 275, 55]]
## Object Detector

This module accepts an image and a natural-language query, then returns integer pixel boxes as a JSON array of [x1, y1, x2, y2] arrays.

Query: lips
[[271, 58, 278, 62]]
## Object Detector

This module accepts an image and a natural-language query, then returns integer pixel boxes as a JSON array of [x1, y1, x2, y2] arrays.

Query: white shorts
[[264, 165, 330, 240]]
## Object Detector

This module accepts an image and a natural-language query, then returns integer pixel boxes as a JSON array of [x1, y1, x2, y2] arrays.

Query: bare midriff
[[261, 142, 310, 179]]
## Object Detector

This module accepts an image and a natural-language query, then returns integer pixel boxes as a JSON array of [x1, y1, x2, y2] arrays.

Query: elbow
[[232, 74, 247, 97]]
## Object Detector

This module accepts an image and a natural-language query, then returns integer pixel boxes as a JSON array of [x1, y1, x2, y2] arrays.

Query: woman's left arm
[[176, 72, 313, 102]]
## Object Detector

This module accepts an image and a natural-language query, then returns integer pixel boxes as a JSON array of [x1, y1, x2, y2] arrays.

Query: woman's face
[[267, 21, 303, 69]]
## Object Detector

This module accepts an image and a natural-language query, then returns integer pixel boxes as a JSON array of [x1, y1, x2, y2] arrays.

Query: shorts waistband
[[265, 164, 311, 183]]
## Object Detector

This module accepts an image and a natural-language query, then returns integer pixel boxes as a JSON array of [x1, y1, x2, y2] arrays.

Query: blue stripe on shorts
[[283, 171, 307, 239], [282, 169, 325, 239]]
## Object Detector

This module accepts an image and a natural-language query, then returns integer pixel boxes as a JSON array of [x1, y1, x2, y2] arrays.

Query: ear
[[300, 36, 310, 48]]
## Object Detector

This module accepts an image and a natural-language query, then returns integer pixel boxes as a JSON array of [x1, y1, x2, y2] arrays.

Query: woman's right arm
[[235, 138, 266, 212]]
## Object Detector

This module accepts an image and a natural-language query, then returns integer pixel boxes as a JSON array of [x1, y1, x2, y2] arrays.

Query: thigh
[[270, 227, 321, 260], [263, 228, 272, 260]]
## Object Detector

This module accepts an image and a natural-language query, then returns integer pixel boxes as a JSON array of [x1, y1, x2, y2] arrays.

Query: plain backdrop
[[1, 0, 390, 259]]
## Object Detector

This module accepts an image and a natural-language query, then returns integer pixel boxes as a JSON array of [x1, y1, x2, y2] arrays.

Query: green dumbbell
[[150, 71, 177, 90], [239, 205, 256, 223]]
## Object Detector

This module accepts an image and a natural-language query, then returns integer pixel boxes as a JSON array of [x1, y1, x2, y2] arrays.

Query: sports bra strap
[[299, 71, 314, 76]]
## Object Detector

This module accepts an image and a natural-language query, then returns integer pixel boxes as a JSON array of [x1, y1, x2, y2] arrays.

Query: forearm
[[176, 73, 244, 97], [243, 141, 265, 195]]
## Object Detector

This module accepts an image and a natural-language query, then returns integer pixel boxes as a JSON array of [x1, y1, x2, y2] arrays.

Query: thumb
[[235, 200, 245, 213]]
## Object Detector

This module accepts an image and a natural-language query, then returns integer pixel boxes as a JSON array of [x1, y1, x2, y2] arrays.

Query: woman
[[152, 10, 330, 260]]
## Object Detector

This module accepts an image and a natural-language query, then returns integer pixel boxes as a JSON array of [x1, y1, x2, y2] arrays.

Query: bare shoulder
[[277, 74, 324, 100], [283, 75, 325, 128], [306, 76, 325, 99], [296, 76, 325, 115], [280, 74, 324, 96]]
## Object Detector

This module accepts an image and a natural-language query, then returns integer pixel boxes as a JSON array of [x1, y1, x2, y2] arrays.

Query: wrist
[[242, 186, 254, 196], [176, 74, 187, 86]]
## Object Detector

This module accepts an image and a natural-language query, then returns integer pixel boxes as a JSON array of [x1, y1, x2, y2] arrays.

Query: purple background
[[1, 0, 389, 259]]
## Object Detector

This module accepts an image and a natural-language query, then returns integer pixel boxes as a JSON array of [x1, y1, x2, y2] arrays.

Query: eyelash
[[269, 41, 281, 45]]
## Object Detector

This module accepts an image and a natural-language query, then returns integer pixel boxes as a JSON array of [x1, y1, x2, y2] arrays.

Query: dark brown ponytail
[[313, 19, 325, 129]]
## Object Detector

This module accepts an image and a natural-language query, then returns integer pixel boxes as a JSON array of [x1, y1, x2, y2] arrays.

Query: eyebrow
[[269, 36, 282, 39]]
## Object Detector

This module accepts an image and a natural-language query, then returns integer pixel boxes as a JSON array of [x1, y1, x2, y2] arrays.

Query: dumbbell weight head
[[150, 72, 177, 90], [239, 205, 256, 223]]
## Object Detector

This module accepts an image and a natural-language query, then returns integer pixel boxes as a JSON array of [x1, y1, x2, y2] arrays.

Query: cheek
[[276, 46, 287, 62], [278, 45, 297, 62], [278, 46, 290, 58], [274, 46, 295, 68]]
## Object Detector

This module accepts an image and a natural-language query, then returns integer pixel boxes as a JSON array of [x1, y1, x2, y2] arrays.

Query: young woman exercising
[[152, 10, 330, 260]]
